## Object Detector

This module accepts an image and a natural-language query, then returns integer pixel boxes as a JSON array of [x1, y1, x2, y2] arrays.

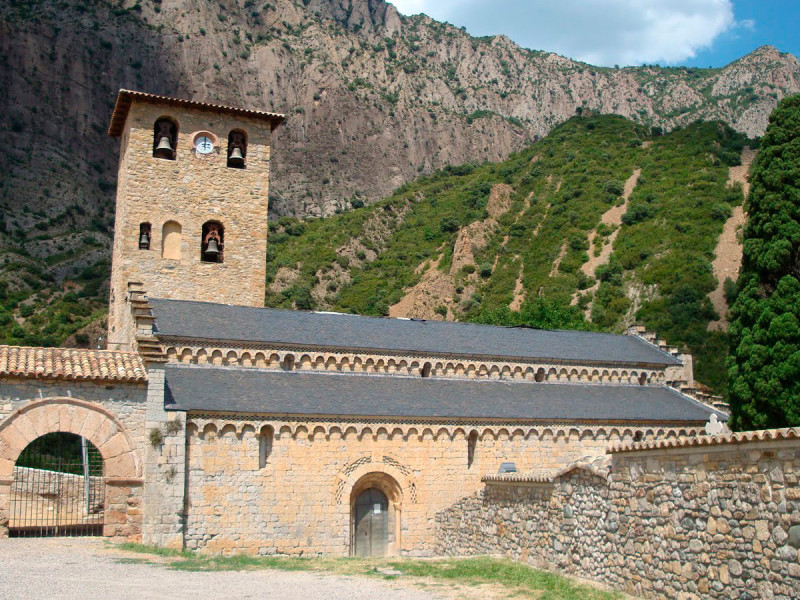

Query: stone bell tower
[[106, 90, 284, 350]]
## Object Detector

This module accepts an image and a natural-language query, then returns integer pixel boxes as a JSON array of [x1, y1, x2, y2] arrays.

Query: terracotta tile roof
[[610, 427, 800, 453], [0, 345, 147, 383], [108, 89, 285, 137]]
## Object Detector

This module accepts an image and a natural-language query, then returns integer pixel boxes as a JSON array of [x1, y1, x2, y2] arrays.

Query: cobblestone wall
[[435, 431, 800, 600]]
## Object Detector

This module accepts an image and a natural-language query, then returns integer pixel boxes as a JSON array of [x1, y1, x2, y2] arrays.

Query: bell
[[154, 135, 173, 158], [228, 146, 245, 168], [139, 231, 150, 249], [205, 238, 220, 256]]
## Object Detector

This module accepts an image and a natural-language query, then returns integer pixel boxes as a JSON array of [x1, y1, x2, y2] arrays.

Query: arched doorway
[[10, 432, 104, 537], [353, 488, 389, 557], [349, 471, 403, 557]]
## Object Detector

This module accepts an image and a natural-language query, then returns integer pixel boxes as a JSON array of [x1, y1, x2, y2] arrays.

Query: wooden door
[[353, 488, 388, 557]]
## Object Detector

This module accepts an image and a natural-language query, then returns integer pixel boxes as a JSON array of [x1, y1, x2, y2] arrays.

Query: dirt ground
[[0, 538, 445, 600]]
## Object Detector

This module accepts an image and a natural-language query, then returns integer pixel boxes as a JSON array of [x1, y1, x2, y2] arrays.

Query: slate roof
[[150, 298, 681, 367], [163, 365, 723, 423], [0, 345, 147, 383]]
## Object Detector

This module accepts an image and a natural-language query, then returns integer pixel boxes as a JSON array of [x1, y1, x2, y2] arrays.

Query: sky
[[389, 0, 800, 68]]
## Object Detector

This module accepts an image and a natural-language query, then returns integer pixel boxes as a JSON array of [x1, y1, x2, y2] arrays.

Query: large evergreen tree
[[727, 95, 800, 430]]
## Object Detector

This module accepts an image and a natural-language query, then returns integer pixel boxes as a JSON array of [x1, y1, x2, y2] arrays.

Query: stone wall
[[180, 416, 684, 556], [435, 430, 800, 600], [0, 377, 147, 540], [108, 100, 273, 350]]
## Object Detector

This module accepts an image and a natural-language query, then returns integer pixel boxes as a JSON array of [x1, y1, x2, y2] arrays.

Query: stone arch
[[161, 220, 182, 260], [211, 349, 224, 366], [0, 398, 143, 540], [336, 460, 413, 557], [0, 398, 141, 480]]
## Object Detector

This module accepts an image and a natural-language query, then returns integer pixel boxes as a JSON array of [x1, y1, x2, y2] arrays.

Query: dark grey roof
[[150, 298, 680, 367], [163, 365, 723, 423]]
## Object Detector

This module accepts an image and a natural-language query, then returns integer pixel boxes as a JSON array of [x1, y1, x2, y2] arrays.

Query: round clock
[[195, 136, 215, 154]]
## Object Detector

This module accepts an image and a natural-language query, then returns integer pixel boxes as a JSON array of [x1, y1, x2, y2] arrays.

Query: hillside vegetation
[[264, 114, 751, 394], [1, 0, 797, 326], [0, 112, 750, 395]]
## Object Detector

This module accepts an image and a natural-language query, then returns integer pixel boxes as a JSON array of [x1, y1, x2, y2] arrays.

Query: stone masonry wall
[[0, 378, 148, 459], [108, 101, 273, 350], [0, 377, 147, 540], [435, 434, 800, 600], [181, 417, 671, 556]]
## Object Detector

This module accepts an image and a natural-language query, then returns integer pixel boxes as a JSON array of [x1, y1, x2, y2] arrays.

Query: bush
[[621, 204, 653, 226]]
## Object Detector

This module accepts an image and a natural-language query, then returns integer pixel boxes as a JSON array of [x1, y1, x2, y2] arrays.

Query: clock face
[[195, 136, 214, 154]]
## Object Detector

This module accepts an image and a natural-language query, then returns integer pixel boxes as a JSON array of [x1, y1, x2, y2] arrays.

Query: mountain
[[262, 114, 752, 395], [0, 0, 789, 389]]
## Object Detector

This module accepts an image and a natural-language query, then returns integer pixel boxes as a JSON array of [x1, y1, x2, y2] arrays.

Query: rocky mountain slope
[[262, 114, 752, 394], [0, 0, 789, 384]]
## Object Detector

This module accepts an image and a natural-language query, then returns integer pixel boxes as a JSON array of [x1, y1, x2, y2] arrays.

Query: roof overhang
[[107, 89, 285, 137]]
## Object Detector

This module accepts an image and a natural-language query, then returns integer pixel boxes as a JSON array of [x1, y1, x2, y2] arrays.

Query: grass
[[116, 544, 627, 599]]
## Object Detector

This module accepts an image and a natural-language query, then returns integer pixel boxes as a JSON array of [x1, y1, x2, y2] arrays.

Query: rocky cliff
[[1, 0, 798, 224]]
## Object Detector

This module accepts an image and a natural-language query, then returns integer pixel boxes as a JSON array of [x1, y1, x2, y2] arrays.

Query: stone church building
[[0, 90, 724, 556]]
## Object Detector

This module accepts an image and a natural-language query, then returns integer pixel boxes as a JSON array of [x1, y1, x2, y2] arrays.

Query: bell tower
[[106, 90, 284, 350]]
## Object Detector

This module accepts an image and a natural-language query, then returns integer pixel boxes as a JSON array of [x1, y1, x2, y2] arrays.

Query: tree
[[473, 298, 591, 331], [727, 95, 800, 430]]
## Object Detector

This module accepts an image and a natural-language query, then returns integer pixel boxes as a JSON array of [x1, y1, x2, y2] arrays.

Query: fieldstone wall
[[435, 432, 800, 600]]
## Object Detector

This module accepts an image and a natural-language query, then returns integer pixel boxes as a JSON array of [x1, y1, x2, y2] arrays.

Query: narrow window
[[153, 118, 178, 160], [281, 354, 295, 371], [201, 221, 224, 263], [227, 129, 247, 168], [420, 362, 432, 378], [258, 426, 273, 469], [467, 431, 478, 469], [138, 223, 151, 250], [162, 221, 182, 260], [638, 373, 648, 386]]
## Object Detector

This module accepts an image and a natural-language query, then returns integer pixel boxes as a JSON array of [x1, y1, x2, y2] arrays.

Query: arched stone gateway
[[347, 470, 405, 557], [0, 398, 143, 540]]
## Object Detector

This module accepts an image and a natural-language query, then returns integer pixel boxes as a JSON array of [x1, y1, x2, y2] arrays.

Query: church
[[0, 90, 724, 556]]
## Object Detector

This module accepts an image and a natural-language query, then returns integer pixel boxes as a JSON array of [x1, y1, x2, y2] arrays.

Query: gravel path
[[0, 538, 444, 600]]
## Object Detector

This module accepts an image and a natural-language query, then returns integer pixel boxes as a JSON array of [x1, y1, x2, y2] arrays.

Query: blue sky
[[389, 0, 799, 68]]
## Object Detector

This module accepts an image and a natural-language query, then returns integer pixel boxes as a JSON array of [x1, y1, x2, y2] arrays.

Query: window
[[138, 223, 151, 250], [153, 118, 178, 160], [201, 221, 224, 263], [420, 362, 432, 378], [258, 426, 273, 469], [162, 221, 182, 260], [467, 431, 478, 468], [227, 129, 247, 168]]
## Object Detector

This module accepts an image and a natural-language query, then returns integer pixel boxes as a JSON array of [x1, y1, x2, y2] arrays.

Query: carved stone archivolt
[[163, 342, 666, 386], [185, 416, 701, 445]]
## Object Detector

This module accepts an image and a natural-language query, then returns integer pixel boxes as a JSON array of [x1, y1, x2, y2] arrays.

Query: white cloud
[[389, 0, 736, 66], [737, 18, 756, 31]]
